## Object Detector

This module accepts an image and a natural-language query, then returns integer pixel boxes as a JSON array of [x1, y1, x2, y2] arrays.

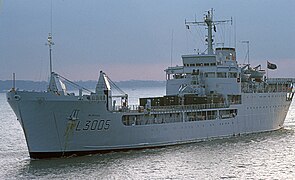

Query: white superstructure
[[6, 10, 295, 159]]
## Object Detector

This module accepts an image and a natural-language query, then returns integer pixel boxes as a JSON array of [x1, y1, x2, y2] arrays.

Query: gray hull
[[7, 91, 291, 158]]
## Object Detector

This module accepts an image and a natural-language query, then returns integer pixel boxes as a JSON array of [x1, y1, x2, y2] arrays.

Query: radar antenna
[[185, 8, 232, 55]]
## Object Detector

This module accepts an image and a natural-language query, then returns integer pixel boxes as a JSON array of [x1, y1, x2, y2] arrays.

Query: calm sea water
[[1, 87, 295, 179]]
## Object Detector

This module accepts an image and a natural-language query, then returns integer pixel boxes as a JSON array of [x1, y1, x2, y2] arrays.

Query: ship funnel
[[216, 47, 236, 61]]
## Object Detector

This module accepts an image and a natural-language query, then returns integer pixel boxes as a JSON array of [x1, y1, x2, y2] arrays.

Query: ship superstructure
[[6, 10, 295, 158]]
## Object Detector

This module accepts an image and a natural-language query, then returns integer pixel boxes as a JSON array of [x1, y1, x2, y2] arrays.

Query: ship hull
[[7, 91, 292, 159]]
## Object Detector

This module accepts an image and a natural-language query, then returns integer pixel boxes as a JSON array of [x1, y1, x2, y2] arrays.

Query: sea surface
[[1, 87, 295, 179]]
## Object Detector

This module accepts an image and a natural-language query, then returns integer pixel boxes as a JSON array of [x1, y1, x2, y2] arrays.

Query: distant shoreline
[[0, 80, 165, 93]]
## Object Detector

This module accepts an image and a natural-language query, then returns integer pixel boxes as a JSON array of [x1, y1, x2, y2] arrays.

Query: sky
[[1, 0, 295, 81]]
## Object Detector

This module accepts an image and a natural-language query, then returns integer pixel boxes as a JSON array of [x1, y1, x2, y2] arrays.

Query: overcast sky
[[1, 0, 295, 81]]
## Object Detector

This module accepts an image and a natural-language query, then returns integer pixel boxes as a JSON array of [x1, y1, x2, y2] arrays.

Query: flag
[[267, 61, 277, 70]]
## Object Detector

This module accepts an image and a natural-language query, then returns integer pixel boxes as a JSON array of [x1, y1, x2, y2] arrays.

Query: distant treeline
[[0, 80, 165, 92]]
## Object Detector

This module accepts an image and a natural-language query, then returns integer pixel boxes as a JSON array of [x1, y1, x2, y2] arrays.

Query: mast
[[205, 9, 214, 54], [241, 40, 250, 64], [47, 33, 58, 92], [46, 0, 54, 75], [185, 9, 232, 55], [46, 0, 58, 92], [46, 33, 54, 74]]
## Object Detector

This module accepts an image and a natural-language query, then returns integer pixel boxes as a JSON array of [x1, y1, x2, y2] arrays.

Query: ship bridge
[[182, 54, 216, 68], [165, 9, 241, 97], [165, 47, 240, 96]]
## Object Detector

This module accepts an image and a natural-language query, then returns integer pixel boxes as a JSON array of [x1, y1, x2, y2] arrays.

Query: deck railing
[[112, 103, 229, 113]]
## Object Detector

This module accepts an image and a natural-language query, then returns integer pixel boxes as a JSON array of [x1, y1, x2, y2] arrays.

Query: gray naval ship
[[7, 10, 295, 158]]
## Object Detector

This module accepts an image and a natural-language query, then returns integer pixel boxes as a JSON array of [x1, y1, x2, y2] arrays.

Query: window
[[207, 111, 217, 120], [217, 72, 227, 78], [228, 72, 237, 78], [228, 95, 242, 104], [205, 72, 215, 78], [220, 109, 238, 119]]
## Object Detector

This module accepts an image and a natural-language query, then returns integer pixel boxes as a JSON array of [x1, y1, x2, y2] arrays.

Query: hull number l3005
[[75, 119, 110, 131]]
